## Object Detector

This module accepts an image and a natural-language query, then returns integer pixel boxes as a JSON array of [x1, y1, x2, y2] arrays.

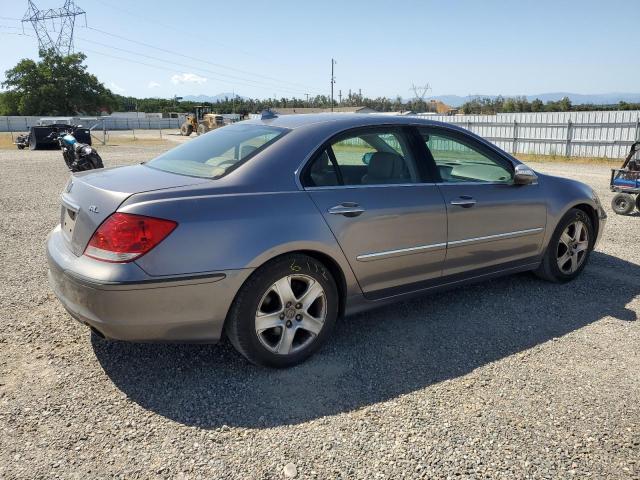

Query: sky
[[1, 0, 639, 100]]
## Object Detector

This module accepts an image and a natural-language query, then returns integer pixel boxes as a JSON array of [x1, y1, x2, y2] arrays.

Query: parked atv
[[48, 129, 104, 172], [610, 141, 640, 215]]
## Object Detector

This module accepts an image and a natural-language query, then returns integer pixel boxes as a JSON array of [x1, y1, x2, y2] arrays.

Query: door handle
[[450, 196, 476, 208], [328, 203, 365, 217]]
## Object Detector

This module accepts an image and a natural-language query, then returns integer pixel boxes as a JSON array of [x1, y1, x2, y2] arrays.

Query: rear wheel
[[29, 134, 38, 151], [611, 193, 635, 215], [88, 153, 104, 169], [197, 123, 208, 135], [535, 208, 594, 283], [225, 254, 338, 368]]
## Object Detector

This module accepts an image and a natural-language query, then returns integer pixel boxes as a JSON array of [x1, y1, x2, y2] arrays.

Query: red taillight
[[84, 213, 177, 263]]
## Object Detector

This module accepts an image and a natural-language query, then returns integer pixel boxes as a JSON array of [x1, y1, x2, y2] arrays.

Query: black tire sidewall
[[636, 194, 640, 212], [227, 254, 339, 368], [611, 193, 635, 215], [544, 209, 594, 282]]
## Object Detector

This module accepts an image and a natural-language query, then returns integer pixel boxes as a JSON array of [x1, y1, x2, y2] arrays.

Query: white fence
[[2, 110, 640, 159], [0, 116, 184, 132], [409, 110, 640, 159]]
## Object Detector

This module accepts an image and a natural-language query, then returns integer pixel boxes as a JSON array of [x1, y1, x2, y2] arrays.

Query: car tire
[[225, 254, 339, 368], [611, 193, 635, 215], [534, 208, 595, 283], [635, 194, 640, 213]]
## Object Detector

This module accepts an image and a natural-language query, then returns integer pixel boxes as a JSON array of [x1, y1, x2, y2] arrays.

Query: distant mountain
[[181, 93, 247, 103], [426, 93, 640, 107]]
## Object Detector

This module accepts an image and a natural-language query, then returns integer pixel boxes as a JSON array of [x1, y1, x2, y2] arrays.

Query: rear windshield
[[146, 124, 288, 178]]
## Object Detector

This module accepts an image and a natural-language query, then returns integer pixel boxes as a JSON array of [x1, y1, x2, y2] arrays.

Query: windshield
[[146, 123, 288, 178]]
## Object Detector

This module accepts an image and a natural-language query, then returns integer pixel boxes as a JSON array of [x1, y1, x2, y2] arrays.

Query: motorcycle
[[48, 128, 104, 172], [14, 133, 29, 150]]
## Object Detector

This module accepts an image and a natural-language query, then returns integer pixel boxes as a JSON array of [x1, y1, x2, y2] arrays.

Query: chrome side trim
[[356, 242, 447, 262], [447, 227, 544, 247], [356, 227, 544, 262], [305, 182, 435, 191]]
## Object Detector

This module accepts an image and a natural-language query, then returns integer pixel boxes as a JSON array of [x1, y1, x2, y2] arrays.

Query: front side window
[[147, 124, 287, 179], [304, 128, 419, 187], [420, 129, 513, 183]]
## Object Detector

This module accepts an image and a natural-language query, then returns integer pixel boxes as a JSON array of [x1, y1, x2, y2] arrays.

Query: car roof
[[243, 113, 465, 133]]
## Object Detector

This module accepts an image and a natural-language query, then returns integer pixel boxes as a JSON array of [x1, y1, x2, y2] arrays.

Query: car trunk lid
[[59, 164, 208, 256]]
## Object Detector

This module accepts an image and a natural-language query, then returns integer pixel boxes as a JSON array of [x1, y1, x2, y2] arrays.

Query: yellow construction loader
[[179, 106, 224, 136]]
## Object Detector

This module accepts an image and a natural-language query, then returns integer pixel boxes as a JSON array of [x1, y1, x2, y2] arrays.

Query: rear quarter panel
[[120, 190, 360, 294]]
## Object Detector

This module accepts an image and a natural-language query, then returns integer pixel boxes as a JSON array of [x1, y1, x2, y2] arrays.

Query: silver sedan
[[47, 114, 606, 367]]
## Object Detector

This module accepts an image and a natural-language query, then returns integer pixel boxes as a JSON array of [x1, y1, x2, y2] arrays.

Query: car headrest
[[312, 150, 331, 172], [367, 152, 406, 180], [240, 145, 258, 158]]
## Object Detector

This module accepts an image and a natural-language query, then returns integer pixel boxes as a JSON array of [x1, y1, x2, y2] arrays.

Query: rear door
[[302, 126, 447, 295], [416, 127, 547, 276]]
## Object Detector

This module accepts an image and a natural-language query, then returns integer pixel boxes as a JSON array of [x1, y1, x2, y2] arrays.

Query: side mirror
[[513, 164, 538, 185]]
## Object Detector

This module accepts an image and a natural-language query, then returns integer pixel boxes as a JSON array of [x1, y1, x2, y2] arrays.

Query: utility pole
[[338, 90, 342, 104], [330, 58, 337, 112], [305, 93, 309, 106]]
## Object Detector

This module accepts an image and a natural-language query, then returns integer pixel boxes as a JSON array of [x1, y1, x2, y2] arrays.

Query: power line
[[74, 36, 318, 95], [81, 25, 318, 92], [91, 0, 263, 61], [80, 47, 313, 97]]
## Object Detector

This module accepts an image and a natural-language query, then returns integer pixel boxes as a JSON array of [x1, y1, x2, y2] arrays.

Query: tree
[[2, 49, 116, 116], [531, 98, 544, 112]]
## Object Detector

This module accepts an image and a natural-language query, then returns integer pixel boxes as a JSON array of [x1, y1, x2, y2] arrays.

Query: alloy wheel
[[556, 220, 589, 274], [254, 274, 327, 355]]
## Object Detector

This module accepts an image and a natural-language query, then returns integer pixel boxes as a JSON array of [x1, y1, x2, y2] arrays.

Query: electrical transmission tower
[[22, 0, 86, 55], [410, 83, 432, 102]]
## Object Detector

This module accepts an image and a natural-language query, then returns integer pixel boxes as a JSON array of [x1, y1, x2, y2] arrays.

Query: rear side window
[[147, 124, 287, 179], [303, 128, 419, 187], [419, 129, 513, 183]]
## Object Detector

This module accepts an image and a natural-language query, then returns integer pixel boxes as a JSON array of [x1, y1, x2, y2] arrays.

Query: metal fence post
[[565, 119, 573, 157], [7, 117, 13, 141], [513, 120, 518, 155]]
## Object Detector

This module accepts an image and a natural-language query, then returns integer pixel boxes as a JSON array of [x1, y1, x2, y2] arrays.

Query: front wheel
[[535, 208, 594, 283], [180, 123, 193, 136], [225, 254, 339, 368], [611, 193, 635, 215]]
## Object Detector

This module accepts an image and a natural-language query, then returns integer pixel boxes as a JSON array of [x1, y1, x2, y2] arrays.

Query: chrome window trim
[[293, 121, 471, 190], [356, 227, 544, 262], [356, 242, 447, 262], [305, 182, 436, 191], [447, 227, 544, 247]]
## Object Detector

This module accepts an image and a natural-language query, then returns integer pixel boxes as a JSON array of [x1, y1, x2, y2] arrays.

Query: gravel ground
[[0, 144, 638, 479]]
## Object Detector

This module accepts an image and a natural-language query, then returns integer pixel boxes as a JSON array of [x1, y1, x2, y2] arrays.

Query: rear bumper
[[47, 226, 253, 342]]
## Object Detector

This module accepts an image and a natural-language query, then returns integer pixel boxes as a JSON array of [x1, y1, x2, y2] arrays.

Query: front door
[[301, 126, 447, 294], [417, 127, 547, 276]]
